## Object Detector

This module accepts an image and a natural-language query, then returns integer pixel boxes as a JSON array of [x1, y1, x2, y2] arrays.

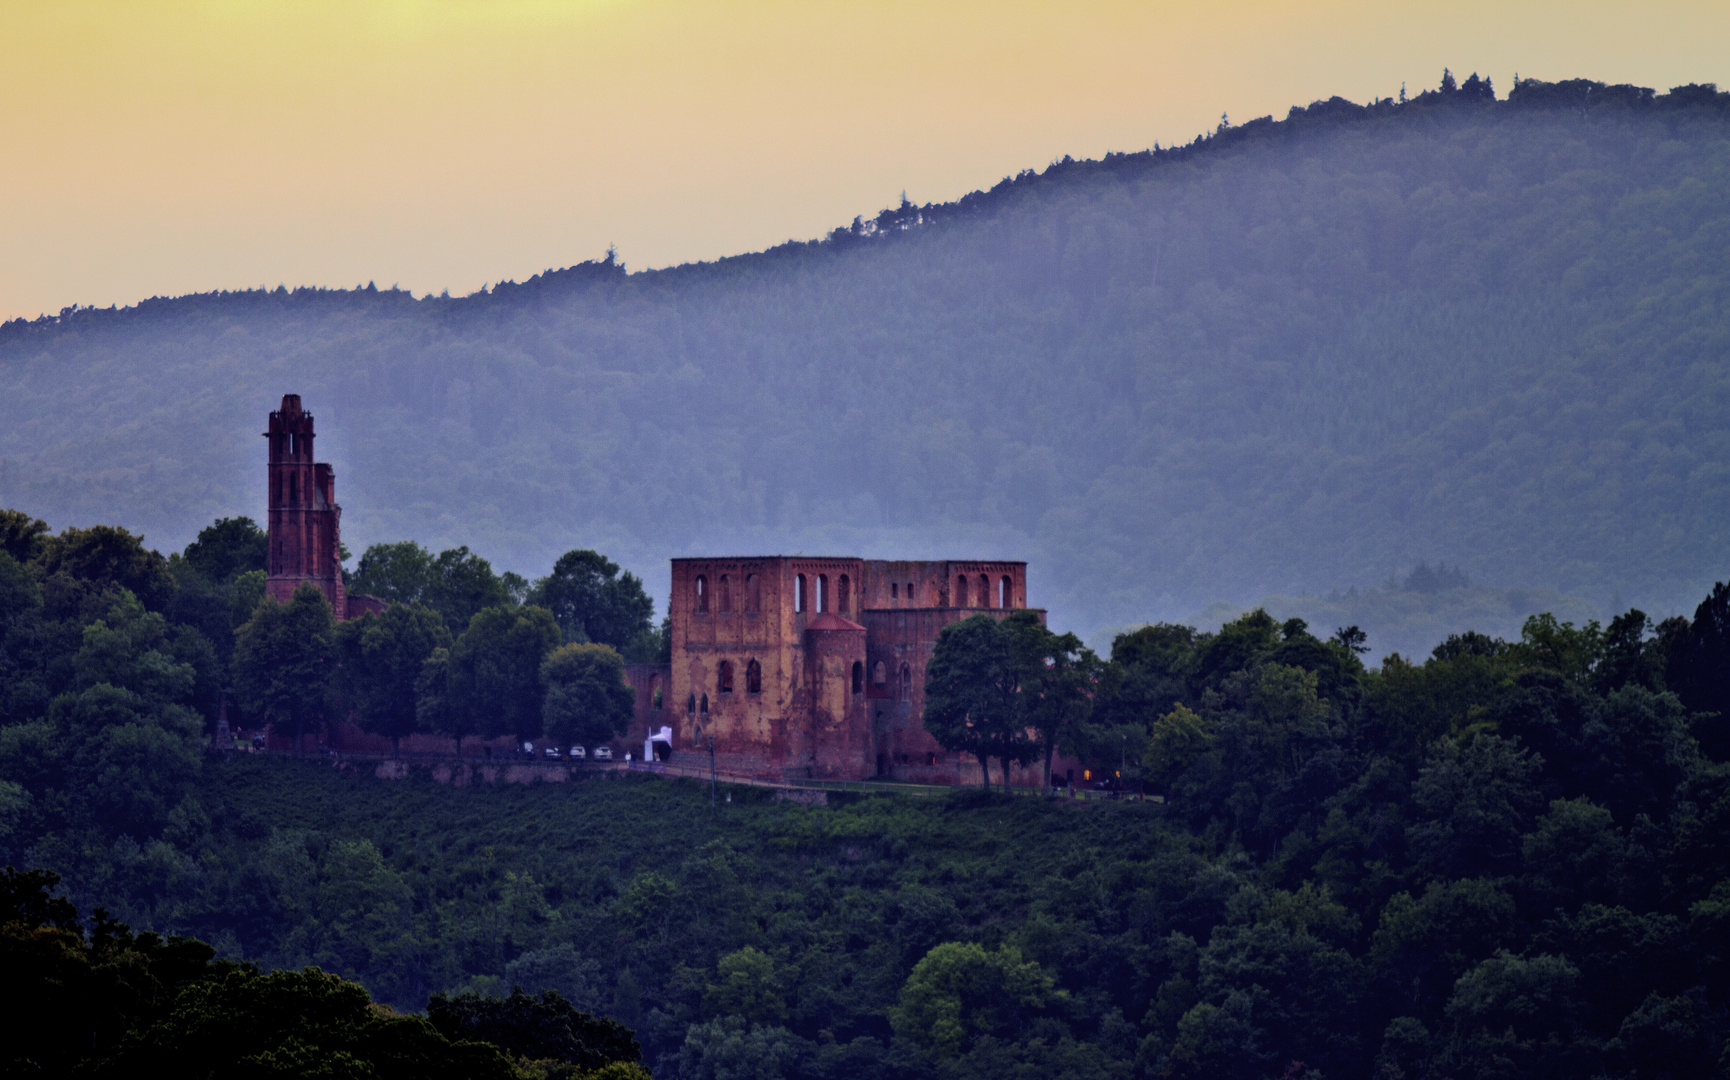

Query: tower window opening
[[288, 473, 298, 504], [851, 661, 864, 695], [838, 574, 851, 614], [700, 694, 709, 714], [907, 581, 915, 601], [695, 575, 708, 613], [817, 574, 828, 613], [891, 583, 898, 599], [746, 659, 762, 694], [719, 661, 734, 694], [1000, 575, 1012, 608], [900, 663, 912, 698], [795, 574, 806, 613], [956, 575, 968, 608], [719, 574, 732, 613], [687, 694, 696, 714], [746, 573, 760, 613], [979, 575, 991, 607]]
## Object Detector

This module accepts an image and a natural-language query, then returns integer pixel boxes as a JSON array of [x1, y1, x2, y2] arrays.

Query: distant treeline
[[4, 73, 1730, 641], [0, 507, 664, 771], [5, 73, 1727, 338]]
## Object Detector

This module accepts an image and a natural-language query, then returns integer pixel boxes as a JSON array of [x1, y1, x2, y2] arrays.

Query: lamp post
[[707, 732, 717, 809], [696, 722, 716, 809]]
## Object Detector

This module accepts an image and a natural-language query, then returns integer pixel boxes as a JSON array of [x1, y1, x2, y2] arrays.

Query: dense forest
[[9, 495, 1730, 1077], [4, 74, 1730, 652]]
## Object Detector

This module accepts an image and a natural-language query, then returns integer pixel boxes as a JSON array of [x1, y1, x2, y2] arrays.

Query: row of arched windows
[[693, 573, 763, 615], [693, 570, 1015, 613], [654, 656, 910, 707], [955, 574, 1014, 609], [679, 658, 764, 700], [794, 572, 850, 614], [848, 660, 914, 697]]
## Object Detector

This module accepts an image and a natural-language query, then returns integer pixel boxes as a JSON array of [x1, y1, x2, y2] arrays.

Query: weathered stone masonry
[[264, 394, 383, 621], [621, 556, 1061, 786]]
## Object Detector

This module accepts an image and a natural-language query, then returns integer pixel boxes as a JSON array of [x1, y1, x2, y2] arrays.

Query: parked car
[[543, 747, 561, 759], [568, 746, 586, 760], [520, 740, 535, 755], [593, 746, 613, 761]]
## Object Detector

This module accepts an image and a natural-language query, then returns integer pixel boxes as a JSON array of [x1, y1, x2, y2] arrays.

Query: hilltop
[[4, 74, 1730, 645]]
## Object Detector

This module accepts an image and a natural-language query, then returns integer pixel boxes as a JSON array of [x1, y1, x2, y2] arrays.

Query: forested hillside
[[12, 494, 1730, 1077], [4, 75, 1730, 645]]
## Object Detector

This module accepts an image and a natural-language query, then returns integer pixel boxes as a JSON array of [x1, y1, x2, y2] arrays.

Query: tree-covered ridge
[[0, 867, 645, 1078], [4, 74, 1730, 643], [0, 508, 657, 764], [11, 498, 1730, 1076]]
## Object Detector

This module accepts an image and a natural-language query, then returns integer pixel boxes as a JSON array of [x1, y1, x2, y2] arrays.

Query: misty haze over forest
[[3, 74, 1728, 656]]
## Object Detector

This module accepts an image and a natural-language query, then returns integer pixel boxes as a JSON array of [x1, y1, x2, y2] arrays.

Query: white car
[[543, 747, 561, 759], [593, 746, 613, 761], [568, 745, 586, 760]]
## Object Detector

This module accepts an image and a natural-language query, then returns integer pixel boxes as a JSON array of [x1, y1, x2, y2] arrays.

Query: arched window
[[851, 661, 864, 695], [979, 575, 991, 607], [817, 574, 829, 613], [695, 575, 709, 614], [718, 661, 734, 693], [900, 663, 912, 698], [955, 575, 969, 608], [907, 581, 915, 602], [1000, 575, 1013, 608], [687, 693, 696, 714], [719, 575, 732, 613], [650, 676, 663, 710], [288, 473, 298, 504], [746, 659, 761, 694], [891, 582, 898, 599], [873, 661, 887, 685], [838, 574, 851, 614], [746, 573, 760, 613], [795, 574, 807, 613], [700, 693, 709, 714]]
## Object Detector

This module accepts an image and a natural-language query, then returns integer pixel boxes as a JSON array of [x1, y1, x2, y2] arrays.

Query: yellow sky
[[1, 0, 1725, 320]]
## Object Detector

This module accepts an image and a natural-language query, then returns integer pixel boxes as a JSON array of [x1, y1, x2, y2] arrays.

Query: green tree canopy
[[333, 603, 452, 756], [100, 966, 514, 1080], [180, 516, 268, 584], [0, 509, 49, 563], [232, 582, 336, 751], [541, 642, 635, 748], [923, 614, 1038, 791], [427, 987, 641, 1071], [446, 604, 561, 744], [889, 942, 1060, 1062], [37, 525, 173, 611], [1000, 610, 1101, 790], [527, 549, 656, 652], [351, 541, 513, 635]]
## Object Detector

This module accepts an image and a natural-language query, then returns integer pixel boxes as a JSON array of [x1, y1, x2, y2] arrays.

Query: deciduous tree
[[541, 642, 635, 748], [333, 603, 452, 756], [446, 604, 561, 745], [232, 582, 336, 752]]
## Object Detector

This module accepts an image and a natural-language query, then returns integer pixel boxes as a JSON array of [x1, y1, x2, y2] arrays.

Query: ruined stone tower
[[265, 394, 372, 619]]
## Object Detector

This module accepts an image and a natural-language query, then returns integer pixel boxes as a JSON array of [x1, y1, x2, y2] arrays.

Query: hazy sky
[[3, 0, 1725, 320]]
